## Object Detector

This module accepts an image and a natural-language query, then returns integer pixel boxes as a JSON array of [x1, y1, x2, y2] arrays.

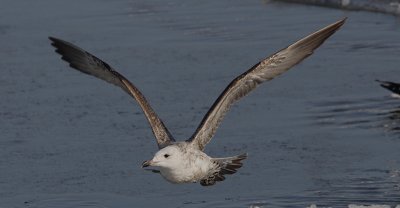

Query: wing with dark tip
[[376, 80, 400, 95], [200, 153, 247, 186], [188, 18, 346, 150], [49, 37, 174, 149]]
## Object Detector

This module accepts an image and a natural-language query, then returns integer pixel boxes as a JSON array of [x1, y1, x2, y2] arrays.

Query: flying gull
[[49, 18, 346, 186]]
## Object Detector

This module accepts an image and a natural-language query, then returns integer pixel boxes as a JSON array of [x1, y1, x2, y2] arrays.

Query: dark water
[[0, 0, 400, 207], [275, 0, 400, 16]]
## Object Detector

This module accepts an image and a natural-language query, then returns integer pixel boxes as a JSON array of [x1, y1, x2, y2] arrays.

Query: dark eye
[[164, 154, 170, 158]]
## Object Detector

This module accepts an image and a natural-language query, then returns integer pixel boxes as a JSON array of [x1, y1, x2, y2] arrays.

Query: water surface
[[0, 0, 399, 207]]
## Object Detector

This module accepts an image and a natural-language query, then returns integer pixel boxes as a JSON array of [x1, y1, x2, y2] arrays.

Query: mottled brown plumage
[[49, 18, 345, 186], [49, 37, 174, 149], [188, 18, 346, 151]]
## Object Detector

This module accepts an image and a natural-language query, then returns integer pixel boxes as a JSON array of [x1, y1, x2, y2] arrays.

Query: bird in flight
[[49, 18, 345, 186]]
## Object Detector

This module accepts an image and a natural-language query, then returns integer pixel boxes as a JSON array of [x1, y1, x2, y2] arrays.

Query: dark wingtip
[[48, 36, 60, 44], [48, 36, 71, 48], [330, 17, 347, 34], [325, 17, 347, 31], [375, 80, 400, 95], [49, 36, 63, 50], [375, 80, 391, 87], [236, 153, 248, 160]]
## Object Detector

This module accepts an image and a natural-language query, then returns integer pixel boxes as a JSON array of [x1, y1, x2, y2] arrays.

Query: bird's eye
[[164, 154, 170, 158]]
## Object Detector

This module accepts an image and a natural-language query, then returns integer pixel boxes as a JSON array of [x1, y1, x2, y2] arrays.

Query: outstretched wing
[[188, 18, 346, 150], [49, 37, 174, 149]]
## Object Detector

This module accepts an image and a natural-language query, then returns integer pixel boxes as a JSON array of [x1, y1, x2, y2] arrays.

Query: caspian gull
[[49, 18, 346, 186]]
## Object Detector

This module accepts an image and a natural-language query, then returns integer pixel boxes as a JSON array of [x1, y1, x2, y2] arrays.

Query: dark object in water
[[376, 80, 400, 95]]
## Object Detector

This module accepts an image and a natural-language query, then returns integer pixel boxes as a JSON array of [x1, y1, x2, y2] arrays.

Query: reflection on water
[[309, 95, 400, 135]]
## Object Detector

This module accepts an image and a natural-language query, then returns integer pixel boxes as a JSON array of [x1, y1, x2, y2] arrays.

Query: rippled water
[[0, 0, 400, 207], [310, 95, 400, 133]]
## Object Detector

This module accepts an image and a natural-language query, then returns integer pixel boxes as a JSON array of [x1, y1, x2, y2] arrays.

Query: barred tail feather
[[200, 153, 247, 186]]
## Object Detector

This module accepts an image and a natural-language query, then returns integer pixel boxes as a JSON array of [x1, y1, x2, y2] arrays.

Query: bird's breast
[[160, 156, 215, 184]]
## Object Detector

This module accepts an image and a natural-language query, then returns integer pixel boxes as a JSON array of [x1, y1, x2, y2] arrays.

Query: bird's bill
[[141, 160, 153, 168]]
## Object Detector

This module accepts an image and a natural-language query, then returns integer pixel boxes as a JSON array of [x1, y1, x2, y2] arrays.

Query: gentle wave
[[274, 0, 400, 16]]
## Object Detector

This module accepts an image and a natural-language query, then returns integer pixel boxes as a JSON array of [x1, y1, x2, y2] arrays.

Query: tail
[[200, 153, 247, 186], [376, 80, 400, 95]]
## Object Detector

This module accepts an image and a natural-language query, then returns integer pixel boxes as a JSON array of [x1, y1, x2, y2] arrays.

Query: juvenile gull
[[49, 18, 345, 186]]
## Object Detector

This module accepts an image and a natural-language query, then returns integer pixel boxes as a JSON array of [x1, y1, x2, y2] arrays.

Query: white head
[[142, 145, 183, 170]]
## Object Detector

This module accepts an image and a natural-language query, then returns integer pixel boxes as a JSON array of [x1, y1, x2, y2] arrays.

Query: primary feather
[[49, 37, 174, 148], [188, 18, 346, 151]]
